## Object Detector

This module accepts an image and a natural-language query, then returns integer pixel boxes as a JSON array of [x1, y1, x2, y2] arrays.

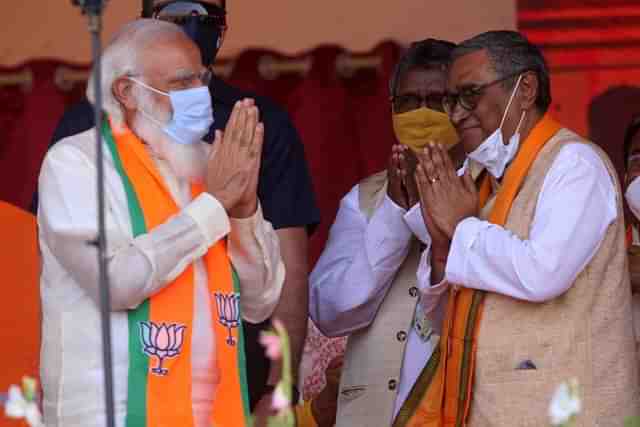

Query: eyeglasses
[[169, 68, 213, 89], [128, 68, 213, 91], [194, 68, 213, 86], [164, 68, 213, 89], [390, 93, 445, 114], [154, 1, 227, 29], [442, 71, 525, 115]]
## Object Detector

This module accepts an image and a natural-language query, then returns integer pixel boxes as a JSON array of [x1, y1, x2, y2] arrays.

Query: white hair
[[86, 18, 186, 125]]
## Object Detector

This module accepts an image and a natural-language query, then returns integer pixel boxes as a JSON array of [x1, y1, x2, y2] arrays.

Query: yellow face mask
[[392, 107, 459, 152]]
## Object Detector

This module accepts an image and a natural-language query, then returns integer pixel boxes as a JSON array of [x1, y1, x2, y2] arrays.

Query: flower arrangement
[[2, 376, 43, 427], [2, 321, 297, 427], [549, 378, 581, 426], [549, 378, 640, 427], [255, 318, 295, 427]]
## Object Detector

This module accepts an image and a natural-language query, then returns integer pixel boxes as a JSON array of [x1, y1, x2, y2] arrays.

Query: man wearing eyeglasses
[[309, 39, 462, 427], [38, 0, 320, 415], [400, 30, 639, 426], [38, 19, 285, 427]]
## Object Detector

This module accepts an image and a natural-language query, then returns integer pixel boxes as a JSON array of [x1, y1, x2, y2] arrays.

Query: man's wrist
[[448, 214, 475, 239], [229, 199, 258, 218], [431, 245, 450, 264]]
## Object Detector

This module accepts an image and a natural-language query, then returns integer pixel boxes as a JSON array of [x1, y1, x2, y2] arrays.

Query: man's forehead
[[447, 50, 495, 90], [398, 69, 446, 94], [140, 36, 201, 73]]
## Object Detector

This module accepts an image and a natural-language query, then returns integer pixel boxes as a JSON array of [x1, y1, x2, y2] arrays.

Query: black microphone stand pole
[[142, 0, 154, 18], [71, 2, 115, 427]]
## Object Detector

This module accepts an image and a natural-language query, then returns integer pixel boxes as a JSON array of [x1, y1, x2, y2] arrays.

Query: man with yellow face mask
[[308, 39, 460, 427]]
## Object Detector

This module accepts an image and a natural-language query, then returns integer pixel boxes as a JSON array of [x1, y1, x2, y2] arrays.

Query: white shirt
[[309, 184, 436, 420], [310, 142, 617, 423], [38, 128, 285, 427], [421, 143, 618, 329]]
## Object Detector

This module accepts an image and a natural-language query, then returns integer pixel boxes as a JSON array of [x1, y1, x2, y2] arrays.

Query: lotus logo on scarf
[[139, 322, 186, 376], [214, 292, 241, 346]]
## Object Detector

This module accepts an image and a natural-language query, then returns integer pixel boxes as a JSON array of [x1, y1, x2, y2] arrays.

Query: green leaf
[[266, 409, 295, 427], [625, 416, 640, 427], [22, 377, 37, 402]]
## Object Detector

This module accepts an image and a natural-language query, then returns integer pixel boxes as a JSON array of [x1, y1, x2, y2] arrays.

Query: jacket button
[[397, 331, 407, 342], [409, 286, 418, 297], [388, 379, 397, 390]]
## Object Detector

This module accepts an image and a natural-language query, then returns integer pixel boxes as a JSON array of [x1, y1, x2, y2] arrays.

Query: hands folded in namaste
[[387, 142, 479, 253], [206, 98, 263, 218]]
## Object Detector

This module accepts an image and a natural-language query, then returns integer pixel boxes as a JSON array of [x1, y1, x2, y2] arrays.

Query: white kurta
[[309, 142, 616, 422], [38, 128, 285, 427], [309, 184, 436, 420], [422, 142, 617, 324]]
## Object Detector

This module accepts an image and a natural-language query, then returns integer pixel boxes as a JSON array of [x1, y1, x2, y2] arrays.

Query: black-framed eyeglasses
[[390, 93, 445, 114], [442, 71, 526, 115], [153, 1, 227, 29]]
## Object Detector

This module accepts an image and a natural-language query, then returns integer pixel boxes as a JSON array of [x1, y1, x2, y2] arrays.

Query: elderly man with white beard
[[37, 19, 284, 427]]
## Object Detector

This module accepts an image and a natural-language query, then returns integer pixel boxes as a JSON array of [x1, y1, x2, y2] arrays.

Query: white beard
[[129, 86, 209, 184]]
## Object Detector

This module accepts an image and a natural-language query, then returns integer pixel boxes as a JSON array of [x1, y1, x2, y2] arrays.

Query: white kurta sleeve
[[309, 184, 413, 337], [404, 203, 432, 246], [39, 144, 230, 311], [226, 204, 285, 324], [444, 143, 618, 302]]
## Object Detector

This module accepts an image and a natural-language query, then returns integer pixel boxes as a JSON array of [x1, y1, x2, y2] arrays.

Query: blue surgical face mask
[[129, 77, 214, 145]]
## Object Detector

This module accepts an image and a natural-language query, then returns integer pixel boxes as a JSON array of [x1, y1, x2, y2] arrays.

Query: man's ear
[[519, 71, 539, 111], [112, 76, 137, 112]]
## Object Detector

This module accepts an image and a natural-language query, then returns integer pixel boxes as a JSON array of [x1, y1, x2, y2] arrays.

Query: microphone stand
[[142, 0, 153, 18], [71, 2, 115, 427]]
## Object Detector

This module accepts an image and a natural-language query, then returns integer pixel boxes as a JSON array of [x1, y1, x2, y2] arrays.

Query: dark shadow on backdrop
[[588, 85, 640, 185]]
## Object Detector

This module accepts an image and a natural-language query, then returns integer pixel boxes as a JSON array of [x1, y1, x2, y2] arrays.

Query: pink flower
[[272, 319, 285, 333], [259, 332, 282, 361]]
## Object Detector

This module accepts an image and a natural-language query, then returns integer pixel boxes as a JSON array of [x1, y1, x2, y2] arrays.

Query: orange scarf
[[102, 119, 250, 427], [395, 114, 562, 427]]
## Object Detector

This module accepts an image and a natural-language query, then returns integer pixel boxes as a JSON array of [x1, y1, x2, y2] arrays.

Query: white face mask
[[626, 175, 640, 221], [466, 74, 526, 178]]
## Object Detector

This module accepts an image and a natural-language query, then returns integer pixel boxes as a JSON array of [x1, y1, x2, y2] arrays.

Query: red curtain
[[0, 60, 87, 210], [0, 42, 401, 265]]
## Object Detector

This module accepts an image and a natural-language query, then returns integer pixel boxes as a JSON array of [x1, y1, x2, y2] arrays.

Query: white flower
[[271, 384, 290, 412], [4, 384, 43, 427], [549, 379, 581, 426], [24, 403, 43, 427], [5, 385, 27, 419]]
